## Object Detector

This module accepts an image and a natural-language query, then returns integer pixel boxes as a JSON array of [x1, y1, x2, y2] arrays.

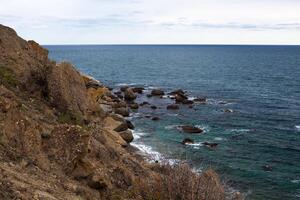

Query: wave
[[230, 128, 251, 133], [116, 83, 140, 86], [214, 137, 224, 141], [295, 125, 300, 131], [132, 130, 148, 140]]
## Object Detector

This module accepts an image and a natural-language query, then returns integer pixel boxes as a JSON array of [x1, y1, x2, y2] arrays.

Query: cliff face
[[0, 24, 226, 200]]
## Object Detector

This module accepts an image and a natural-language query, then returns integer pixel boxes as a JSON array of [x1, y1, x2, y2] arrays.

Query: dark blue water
[[46, 45, 300, 200]]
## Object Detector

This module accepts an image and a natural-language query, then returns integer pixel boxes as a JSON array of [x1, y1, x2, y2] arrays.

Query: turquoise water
[[46, 45, 300, 200]]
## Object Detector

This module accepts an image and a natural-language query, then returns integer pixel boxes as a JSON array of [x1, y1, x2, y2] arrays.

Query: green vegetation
[[57, 112, 82, 125], [0, 67, 18, 87]]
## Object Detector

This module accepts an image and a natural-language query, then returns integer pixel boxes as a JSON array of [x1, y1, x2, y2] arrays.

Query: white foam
[[295, 125, 300, 131], [116, 83, 138, 86], [230, 128, 250, 133], [291, 179, 300, 184], [164, 124, 180, 130], [214, 137, 224, 141], [132, 130, 148, 140]]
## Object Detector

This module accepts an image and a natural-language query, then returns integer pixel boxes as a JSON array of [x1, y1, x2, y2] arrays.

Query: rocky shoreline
[[0, 24, 239, 200]]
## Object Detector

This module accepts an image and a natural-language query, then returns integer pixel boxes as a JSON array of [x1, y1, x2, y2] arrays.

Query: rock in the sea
[[262, 164, 272, 171], [150, 105, 157, 110], [151, 89, 165, 96], [129, 102, 139, 110], [203, 142, 218, 148], [224, 108, 233, 113], [167, 104, 179, 110], [146, 94, 152, 98], [194, 97, 207, 103], [181, 126, 203, 133], [169, 89, 185, 96], [175, 94, 188, 103], [119, 129, 134, 143], [151, 117, 160, 121], [114, 107, 130, 117], [181, 138, 194, 145], [120, 86, 129, 92], [132, 87, 144, 94], [124, 88, 137, 101], [182, 99, 194, 104], [140, 101, 150, 106]]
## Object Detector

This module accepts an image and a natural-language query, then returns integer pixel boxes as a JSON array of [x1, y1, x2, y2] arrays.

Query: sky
[[1, 0, 300, 44]]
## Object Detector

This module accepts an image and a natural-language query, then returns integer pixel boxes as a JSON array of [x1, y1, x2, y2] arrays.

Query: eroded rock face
[[0, 24, 53, 92], [47, 62, 88, 115], [43, 124, 92, 175]]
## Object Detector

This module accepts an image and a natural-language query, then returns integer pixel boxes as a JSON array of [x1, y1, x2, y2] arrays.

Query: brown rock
[[181, 126, 203, 133], [124, 88, 137, 101], [119, 130, 134, 143], [87, 174, 109, 190], [175, 94, 188, 103], [126, 120, 135, 129], [151, 89, 164, 96], [169, 89, 185, 96], [48, 62, 88, 115], [167, 104, 179, 110], [182, 99, 194, 104], [114, 107, 130, 117], [132, 87, 144, 94], [129, 102, 139, 109], [113, 122, 128, 132], [120, 86, 129, 92]]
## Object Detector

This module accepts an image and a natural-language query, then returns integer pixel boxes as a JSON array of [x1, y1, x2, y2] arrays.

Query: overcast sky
[[1, 0, 300, 44]]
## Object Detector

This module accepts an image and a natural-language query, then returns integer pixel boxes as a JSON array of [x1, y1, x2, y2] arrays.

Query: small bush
[[0, 67, 18, 87], [132, 163, 225, 200], [57, 112, 82, 125]]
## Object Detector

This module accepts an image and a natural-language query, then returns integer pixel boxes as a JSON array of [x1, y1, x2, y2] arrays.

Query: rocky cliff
[[0, 24, 227, 200]]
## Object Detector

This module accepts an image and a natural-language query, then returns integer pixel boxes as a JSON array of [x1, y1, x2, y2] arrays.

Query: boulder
[[181, 138, 194, 145], [47, 62, 88, 115], [124, 88, 137, 101], [119, 130, 134, 143], [167, 104, 179, 110], [169, 89, 185, 96], [181, 126, 203, 133], [175, 94, 188, 103], [129, 102, 139, 110], [113, 122, 128, 132], [81, 74, 101, 89], [120, 86, 129, 92], [114, 107, 130, 117], [126, 120, 135, 130], [151, 89, 164, 96], [132, 87, 144, 94]]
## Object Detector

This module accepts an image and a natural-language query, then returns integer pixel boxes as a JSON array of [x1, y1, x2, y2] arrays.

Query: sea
[[46, 45, 300, 200]]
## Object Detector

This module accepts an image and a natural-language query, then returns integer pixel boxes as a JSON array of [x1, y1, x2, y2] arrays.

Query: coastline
[[0, 24, 230, 200]]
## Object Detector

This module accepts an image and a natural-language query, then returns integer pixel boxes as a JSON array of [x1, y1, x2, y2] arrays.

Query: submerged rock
[[140, 101, 150, 106], [203, 142, 218, 148], [167, 104, 179, 110], [262, 164, 273, 171], [194, 97, 207, 103], [151, 117, 160, 121], [182, 99, 194, 104], [181, 126, 203, 133], [175, 93, 188, 103], [169, 89, 185, 96], [150, 105, 157, 109]]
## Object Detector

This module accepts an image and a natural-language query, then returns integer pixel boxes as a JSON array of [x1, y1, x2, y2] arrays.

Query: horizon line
[[43, 43, 300, 46]]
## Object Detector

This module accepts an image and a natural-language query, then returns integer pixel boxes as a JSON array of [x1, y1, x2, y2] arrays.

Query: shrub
[[0, 67, 17, 87], [133, 163, 225, 200]]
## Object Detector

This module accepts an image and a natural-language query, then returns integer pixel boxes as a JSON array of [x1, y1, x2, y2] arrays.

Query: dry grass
[[130, 163, 225, 200]]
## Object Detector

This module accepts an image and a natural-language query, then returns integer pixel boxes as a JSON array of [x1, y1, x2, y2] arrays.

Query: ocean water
[[46, 45, 300, 200]]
